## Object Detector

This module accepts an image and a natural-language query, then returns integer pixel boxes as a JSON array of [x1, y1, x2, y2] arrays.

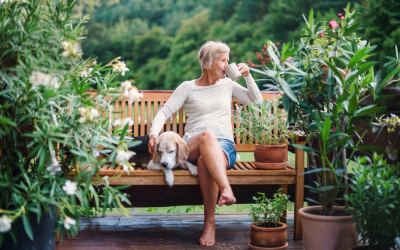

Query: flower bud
[[319, 32, 325, 38], [263, 45, 267, 50], [340, 16, 345, 21], [276, 42, 280, 46], [337, 13, 343, 17]]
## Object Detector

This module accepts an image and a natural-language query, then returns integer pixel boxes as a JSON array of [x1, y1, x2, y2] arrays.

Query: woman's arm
[[148, 82, 190, 153], [231, 73, 263, 105]]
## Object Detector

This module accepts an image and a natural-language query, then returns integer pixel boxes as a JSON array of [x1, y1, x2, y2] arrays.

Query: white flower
[[62, 180, 77, 195], [29, 71, 50, 88], [122, 164, 130, 172], [61, 51, 69, 57], [116, 150, 134, 163], [80, 68, 93, 78], [122, 117, 134, 127], [61, 41, 70, 51], [121, 80, 132, 89], [236, 154, 241, 161], [103, 176, 109, 185], [89, 108, 99, 120], [63, 217, 76, 230], [0, 215, 12, 233], [50, 76, 60, 89], [29, 71, 60, 89], [72, 43, 83, 57], [78, 117, 86, 124], [78, 107, 86, 117], [113, 61, 129, 76], [46, 152, 61, 175], [113, 119, 122, 127], [124, 87, 143, 104]]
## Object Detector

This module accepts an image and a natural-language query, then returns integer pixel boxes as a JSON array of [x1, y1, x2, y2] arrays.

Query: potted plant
[[247, 189, 290, 250], [234, 98, 297, 169], [0, 1, 140, 249], [248, 4, 400, 250], [345, 154, 400, 250]]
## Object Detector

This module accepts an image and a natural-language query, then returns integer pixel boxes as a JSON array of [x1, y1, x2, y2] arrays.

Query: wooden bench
[[69, 90, 306, 240]]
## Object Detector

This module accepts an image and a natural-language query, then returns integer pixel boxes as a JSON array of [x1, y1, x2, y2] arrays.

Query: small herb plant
[[234, 99, 297, 145], [345, 154, 400, 250], [248, 189, 290, 227]]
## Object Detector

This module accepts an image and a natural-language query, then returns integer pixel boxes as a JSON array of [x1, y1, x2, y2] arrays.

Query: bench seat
[[69, 162, 297, 185]]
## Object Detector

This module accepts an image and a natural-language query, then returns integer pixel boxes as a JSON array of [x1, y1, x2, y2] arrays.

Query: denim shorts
[[184, 137, 237, 170]]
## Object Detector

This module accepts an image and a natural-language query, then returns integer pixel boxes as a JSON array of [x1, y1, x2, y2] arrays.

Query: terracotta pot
[[299, 206, 358, 250], [254, 144, 288, 169], [250, 222, 287, 248]]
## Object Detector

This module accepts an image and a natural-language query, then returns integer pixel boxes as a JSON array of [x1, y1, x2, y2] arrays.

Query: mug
[[225, 63, 242, 82]]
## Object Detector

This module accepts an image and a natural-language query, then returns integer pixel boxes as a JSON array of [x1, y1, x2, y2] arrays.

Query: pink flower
[[319, 32, 325, 38], [340, 16, 345, 21], [329, 20, 339, 29], [337, 13, 343, 17], [285, 57, 292, 63], [333, 128, 337, 132]]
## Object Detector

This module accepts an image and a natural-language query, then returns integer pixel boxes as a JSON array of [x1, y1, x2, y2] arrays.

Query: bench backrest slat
[[95, 90, 283, 152]]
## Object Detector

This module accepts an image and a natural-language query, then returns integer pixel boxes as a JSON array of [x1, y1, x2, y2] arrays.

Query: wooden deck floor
[[56, 211, 304, 250]]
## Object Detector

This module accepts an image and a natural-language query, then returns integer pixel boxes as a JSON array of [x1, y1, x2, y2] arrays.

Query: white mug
[[225, 63, 242, 82]]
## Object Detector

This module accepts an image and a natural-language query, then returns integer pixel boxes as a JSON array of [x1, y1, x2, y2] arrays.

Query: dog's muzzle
[[161, 162, 169, 168]]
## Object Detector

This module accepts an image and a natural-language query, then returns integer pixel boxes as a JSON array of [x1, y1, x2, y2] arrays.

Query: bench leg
[[294, 142, 305, 240], [279, 184, 287, 224]]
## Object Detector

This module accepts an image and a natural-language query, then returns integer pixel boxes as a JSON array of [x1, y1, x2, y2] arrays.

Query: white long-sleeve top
[[149, 75, 263, 142]]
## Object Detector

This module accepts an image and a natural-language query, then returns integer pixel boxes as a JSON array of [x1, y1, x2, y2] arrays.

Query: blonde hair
[[198, 41, 230, 69]]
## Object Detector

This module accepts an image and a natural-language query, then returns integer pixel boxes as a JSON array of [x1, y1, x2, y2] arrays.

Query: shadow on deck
[[56, 211, 305, 250]]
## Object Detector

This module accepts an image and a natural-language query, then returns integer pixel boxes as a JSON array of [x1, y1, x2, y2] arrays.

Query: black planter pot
[[1, 205, 57, 250]]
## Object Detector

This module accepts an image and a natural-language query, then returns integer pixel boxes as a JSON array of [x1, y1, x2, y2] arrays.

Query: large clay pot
[[254, 144, 288, 170], [250, 222, 287, 247], [299, 206, 358, 250], [0, 205, 57, 250]]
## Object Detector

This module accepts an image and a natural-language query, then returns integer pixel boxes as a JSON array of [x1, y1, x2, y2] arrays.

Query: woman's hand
[[148, 134, 158, 155], [237, 63, 250, 77]]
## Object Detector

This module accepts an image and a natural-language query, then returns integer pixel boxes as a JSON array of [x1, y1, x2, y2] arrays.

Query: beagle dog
[[147, 131, 197, 187]]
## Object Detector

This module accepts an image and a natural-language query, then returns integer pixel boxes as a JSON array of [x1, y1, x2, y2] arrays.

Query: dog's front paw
[[164, 170, 174, 187], [185, 162, 198, 176]]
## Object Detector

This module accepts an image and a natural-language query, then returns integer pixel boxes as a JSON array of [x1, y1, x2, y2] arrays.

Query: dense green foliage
[[78, 0, 362, 90], [345, 154, 400, 249], [360, 0, 400, 78], [0, 0, 139, 245]]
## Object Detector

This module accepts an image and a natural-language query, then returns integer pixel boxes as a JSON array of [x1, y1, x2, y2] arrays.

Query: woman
[[148, 41, 262, 246]]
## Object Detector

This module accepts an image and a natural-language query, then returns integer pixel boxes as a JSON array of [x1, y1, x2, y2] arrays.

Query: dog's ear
[[177, 138, 189, 165], [152, 138, 161, 163]]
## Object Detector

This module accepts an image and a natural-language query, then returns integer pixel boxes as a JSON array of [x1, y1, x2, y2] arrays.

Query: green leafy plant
[[250, 4, 400, 214], [234, 99, 297, 145], [0, 0, 142, 246], [345, 154, 400, 250], [247, 189, 290, 227]]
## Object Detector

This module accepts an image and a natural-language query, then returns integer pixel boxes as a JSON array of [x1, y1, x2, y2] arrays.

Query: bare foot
[[218, 191, 236, 207], [199, 223, 215, 246]]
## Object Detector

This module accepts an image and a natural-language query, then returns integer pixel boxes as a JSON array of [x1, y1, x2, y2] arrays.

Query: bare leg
[[188, 131, 236, 207], [197, 156, 217, 246], [187, 131, 237, 246]]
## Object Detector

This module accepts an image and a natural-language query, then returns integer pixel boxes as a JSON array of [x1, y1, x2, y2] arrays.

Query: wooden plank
[[159, 101, 165, 133], [99, 175, 296, 185], [121, 100, 126, 120], [172, 112, 177, 133], [294, 140, 305, 240], [128, 99, 133, 132], [147, 101, 152, 134], [235, 162, 247, 170], [133, 100, 139, 136], [140, 101, 145, 136], [178, 108, 184, 137]]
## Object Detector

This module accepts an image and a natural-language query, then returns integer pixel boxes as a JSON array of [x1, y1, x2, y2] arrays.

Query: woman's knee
[[199, 131, 217, 145]]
